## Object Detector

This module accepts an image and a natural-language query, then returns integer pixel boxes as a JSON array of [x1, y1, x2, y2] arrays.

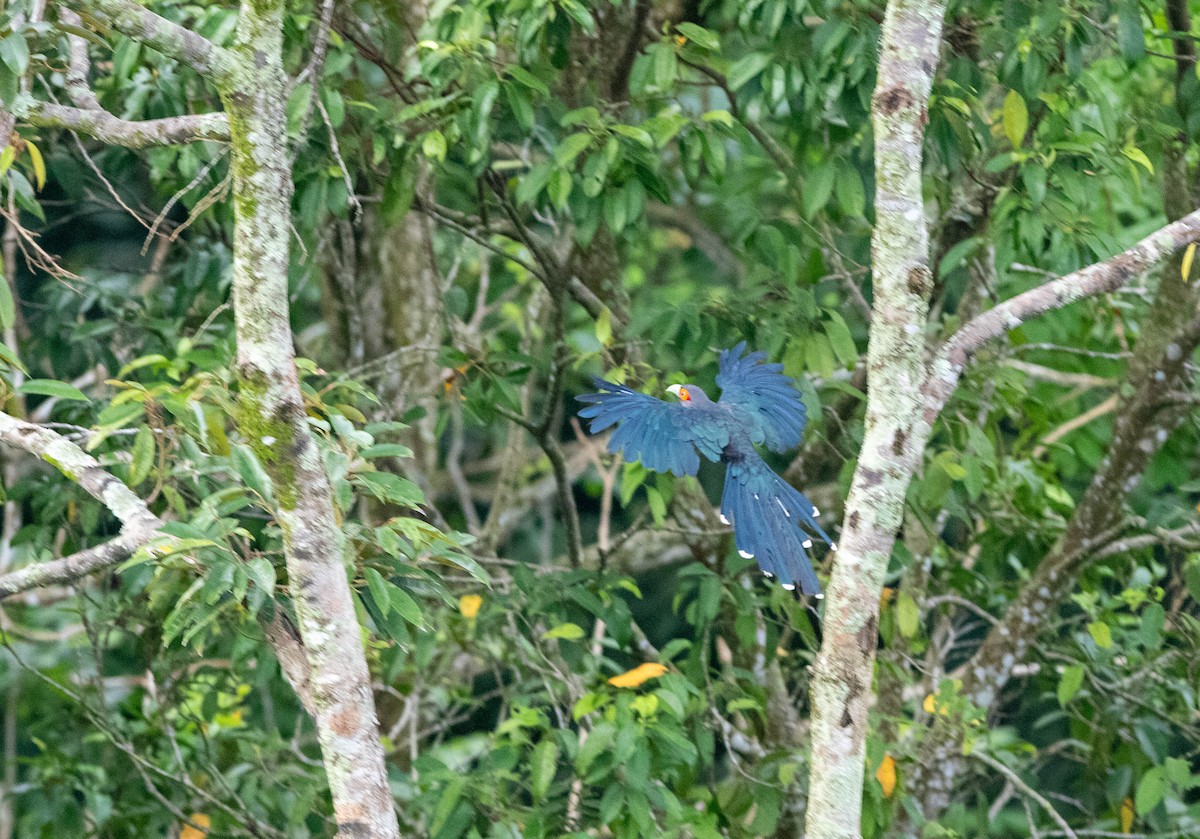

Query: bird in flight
[[576, 343, 834, 596]]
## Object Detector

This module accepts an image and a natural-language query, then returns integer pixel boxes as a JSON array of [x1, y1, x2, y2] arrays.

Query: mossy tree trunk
[[215, 2, 400, 836], [52, 0, 402, 834], [804, 2, 947, 836]]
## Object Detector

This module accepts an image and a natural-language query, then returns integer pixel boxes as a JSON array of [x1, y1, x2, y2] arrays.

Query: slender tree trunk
[[218, 3, 399, 836], [805, 1, 946, 835]]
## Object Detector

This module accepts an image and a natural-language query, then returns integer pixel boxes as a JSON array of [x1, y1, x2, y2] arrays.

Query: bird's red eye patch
[[679, 387, 691, 402]]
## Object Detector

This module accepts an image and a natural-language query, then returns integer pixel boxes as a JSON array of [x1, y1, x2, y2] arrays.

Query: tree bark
[[804, 2, 946, 837], [214, 2, 400, 836]]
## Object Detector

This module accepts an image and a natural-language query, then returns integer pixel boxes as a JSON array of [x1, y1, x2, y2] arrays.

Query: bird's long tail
[[720, 452, 833, 596]]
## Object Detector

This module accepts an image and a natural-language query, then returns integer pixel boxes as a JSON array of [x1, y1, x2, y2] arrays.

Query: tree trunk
[[805, 1, 946, 835], [219, 2, 400, 836]]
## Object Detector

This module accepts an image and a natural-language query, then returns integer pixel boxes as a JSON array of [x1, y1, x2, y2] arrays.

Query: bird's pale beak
[[666, 384, 683, 398]]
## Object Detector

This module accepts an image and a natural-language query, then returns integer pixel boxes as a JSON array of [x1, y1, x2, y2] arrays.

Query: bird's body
[[576, 343, 833, 595]]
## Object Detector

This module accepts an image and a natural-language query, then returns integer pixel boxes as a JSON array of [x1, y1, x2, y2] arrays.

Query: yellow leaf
[[876, 754, 897, 798], [1183, 243, 1196, 283], [923, 693, 937, 714], [1120, 797, 1134, 833], [25, 139, 45, 190], [607, 662, 667, 688], [181, 813, 211, 839], [459, 594, 483, 619]]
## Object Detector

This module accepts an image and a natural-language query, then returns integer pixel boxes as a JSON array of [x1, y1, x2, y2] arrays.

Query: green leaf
[[1002, 90, 1028, 148], [232, 444, 274, 503], [575, 721, 615, 773], [245, 557, 276, 594], [1116, 0, 1145, 61], [645, 486, 666, 523], [130, 426, 155, 486], [17, 379, 90, 402], [360, 443, 414, 460], [555, 132, 592, 166], [651, 42, 677, 88], [515, 161, 553, 206], [1185, 557, 1200, 602], [365, 567, 391, 617], [896, 591, 919, 638], [1135, 766, 1165, 815], [802, 164, 836, 218], [354, 472, 425, 507], [548, 168, 572, 209], [0, 34, 29, 76], [530, 739, 559, 801], [25, 140, 45, 191], [389, 584, 423, 626], [595, 306, 612, 346], [727, 53, 771, 91], [0, 340, 25, 372], [421, 130, 447, 162], [1087, 620, 1113, 649], [507, 65, 549, 96], [0, 273, 15, 332], [824, 311, 858, 366], [1057, 664, 1085, 706], [1122, 145, 1154, 174], [429, 548, 492, 585], [835, 167, 866, 217], [504, 82, 534, 131], [702, 109, 735, 127], [543, 622, 586, 641], [611, 124, 654, 148], [676, 22, 720, 51]]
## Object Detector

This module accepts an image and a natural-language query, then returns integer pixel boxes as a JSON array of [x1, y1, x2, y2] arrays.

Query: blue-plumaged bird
[[576, 342, 835, 596]]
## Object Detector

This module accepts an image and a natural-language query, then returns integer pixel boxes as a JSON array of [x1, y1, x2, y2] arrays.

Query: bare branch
[[970, 751, 1078, 839], [0, 412, 163, 599], [59, 9, 102, 110], [0, 532, 145, 600], [17, 97, 229, 147], [1002, 359, 1113, 389], [1030, 394, 1119, 459], [66, 0, 233, 81], [927, 207, 1200, 412]]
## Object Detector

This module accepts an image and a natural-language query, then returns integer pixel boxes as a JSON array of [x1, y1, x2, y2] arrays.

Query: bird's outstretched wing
[[716, 342, 807, 453], [576, 378, 726, 476]]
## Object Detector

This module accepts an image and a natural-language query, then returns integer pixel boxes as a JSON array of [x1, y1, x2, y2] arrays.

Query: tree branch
[[0, 412, 163, 599], [0, 532, 145, 600], [66, 0, 233, 81], [971, 751, 1078, 839], [16, 97, 229, 148], [926, 207, 1200, 413], [59, 9, 102, 110]]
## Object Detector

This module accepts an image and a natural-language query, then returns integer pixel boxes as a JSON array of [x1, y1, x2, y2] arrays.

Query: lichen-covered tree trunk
[[805, 1, 946, 835], [218, 2, 399, 836]]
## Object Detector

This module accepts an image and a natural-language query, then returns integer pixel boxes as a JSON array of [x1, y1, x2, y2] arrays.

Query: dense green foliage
[[1, 0, 1200, 836]]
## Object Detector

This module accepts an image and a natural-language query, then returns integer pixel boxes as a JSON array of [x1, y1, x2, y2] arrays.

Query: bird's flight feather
[[576, 345, 833, 595]]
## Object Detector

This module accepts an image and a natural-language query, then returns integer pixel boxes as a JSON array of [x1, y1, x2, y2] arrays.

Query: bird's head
[[666, 383, 711, 406]]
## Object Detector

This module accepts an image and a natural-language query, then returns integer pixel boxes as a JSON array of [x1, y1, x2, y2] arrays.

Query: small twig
[[317, 95, 361, 220], [1031, 394, 1119, 458], [970, 751, 1077, 839], [142, 150, 228, 253]]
